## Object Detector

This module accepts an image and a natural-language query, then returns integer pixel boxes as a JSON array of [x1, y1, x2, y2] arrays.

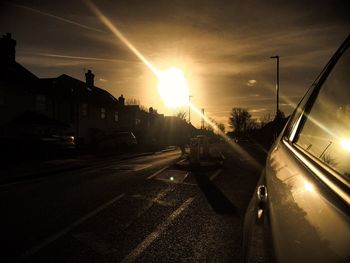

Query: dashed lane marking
[[210, 168, 223, 181], [146, 165, 170, 180], [120, 197, 195, 263], [219, 151, 226, 160], [122, 187, 176, 230]]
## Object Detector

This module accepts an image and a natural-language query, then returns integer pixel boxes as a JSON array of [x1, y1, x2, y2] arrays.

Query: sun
[[157, 67, 189, 108]]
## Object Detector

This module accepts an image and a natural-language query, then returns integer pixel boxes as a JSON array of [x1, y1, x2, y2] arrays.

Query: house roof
[[39, 74, 120, 108], [0, 61, 38, 83]]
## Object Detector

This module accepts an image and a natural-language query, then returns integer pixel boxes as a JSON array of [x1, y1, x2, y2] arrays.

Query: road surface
[[0, 143, 266, 262]]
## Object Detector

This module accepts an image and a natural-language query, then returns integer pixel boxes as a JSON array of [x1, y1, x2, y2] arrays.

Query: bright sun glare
[[157, 67, 189, 108], [341, 139, 350, 152], [86, 0, 262, 171]]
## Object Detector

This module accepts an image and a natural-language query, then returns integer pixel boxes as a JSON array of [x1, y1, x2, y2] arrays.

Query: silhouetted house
[[119, 104, 140, 132], [0, 33, 127, 147], [1, 33, 191, 152], [0, 33, 51, 138], [39, 71, 124, 146]]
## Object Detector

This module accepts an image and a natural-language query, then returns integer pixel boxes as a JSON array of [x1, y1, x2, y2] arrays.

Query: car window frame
[[281, 35, 350, 205]]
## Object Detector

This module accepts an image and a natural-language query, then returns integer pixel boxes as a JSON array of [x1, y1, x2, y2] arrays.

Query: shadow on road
[[192, 171, 238, 215]]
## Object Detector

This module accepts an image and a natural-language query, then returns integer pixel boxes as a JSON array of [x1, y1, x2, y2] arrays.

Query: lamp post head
[[270, 55, 279, 59]]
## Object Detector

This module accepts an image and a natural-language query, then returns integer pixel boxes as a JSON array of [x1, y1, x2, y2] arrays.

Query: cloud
[[250, 108, 267, 113], [10, 3, 105, 33], [2, 0, 349, 129], [247, 79, 257, 86]]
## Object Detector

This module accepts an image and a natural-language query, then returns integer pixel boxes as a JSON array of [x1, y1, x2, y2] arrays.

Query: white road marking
[[146, 165, 170, 180], [155, 170, 189, 184], [123, 187, 175, 230], [121, 197, 195, 263], [110, 164, 152, 171], [210, 168, 223, 181], [17, 193, 125, 261], [130, 195, 173, 207]]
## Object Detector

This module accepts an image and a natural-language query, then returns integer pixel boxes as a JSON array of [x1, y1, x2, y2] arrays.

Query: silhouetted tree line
[[228, 107, 289, 150]]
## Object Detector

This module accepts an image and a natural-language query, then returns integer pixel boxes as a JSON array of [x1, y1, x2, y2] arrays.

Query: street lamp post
[[270, 55, 280, 118]]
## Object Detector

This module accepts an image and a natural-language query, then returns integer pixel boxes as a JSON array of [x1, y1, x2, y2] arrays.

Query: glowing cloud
[[247, 79, 257, 86]]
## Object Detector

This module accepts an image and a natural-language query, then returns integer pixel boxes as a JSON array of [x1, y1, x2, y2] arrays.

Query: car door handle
[[256, 185, 268, 220]]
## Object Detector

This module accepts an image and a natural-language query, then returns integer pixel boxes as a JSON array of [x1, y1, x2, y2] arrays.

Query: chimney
[[0, 33, 16, 64], [85, 69, 94, 88], [118, 94, 125, 106]]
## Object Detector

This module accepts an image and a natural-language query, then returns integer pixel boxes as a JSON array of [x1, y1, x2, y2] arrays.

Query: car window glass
[[285, 85, 313, 141], [295, 47, 350, 180]]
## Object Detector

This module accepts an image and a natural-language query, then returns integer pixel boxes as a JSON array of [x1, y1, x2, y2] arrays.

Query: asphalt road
[[0, 142, 266, 262]]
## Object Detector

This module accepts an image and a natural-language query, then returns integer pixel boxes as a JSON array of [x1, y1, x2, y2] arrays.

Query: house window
[[35, 95, 46, 112], [81, 103, 88, 117], [114, 111, 119, 122], [101, 107, 106, 119]]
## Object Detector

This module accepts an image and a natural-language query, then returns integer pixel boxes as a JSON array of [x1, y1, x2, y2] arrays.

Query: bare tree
[[217, 123, 225, 133], [176, 110, 187, 121], [126, 97, 147, 111], [260, 113, 273, 127], [229, 108, 252, 133], [125, 97, 140, 105], [248, 119, 259, 130]]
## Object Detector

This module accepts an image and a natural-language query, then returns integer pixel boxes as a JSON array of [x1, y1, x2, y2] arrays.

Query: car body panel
[[244, 34, 350, 263], [266, 139, 350, 262]]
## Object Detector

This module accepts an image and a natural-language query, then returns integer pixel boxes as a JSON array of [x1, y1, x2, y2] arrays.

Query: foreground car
[[244, 34, 350, 263]]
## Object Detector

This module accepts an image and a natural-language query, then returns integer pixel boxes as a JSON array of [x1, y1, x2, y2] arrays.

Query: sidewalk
[[0, 146, 179, 185]]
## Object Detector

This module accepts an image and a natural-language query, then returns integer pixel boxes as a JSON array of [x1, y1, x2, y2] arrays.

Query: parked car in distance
[[243, 34, 350, 263], [40, 134, 75, 149], [97, 131, 137, 151]]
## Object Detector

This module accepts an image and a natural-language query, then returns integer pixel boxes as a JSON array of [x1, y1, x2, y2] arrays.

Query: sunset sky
[[1, 0, 349, 129]]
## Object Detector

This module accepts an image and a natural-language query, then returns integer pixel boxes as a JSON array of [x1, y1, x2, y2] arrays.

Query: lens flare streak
[[189, 103, 262, 171], [13, 3, 105, 33], [85, 0, 262, 169], [85, 0, 158, 75]]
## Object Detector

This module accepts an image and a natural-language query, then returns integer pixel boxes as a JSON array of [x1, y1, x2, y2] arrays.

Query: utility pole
[[188, 95, 193, 123], [270, 55, 280, 118], [201, 108, 205, 129]]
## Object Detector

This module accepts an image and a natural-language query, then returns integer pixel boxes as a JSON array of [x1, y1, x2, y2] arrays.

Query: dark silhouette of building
[[0, 32, 197, 155], [0, 33, 125, 148], [0, 33, 42, 138], [39, 73, 125, 146]]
